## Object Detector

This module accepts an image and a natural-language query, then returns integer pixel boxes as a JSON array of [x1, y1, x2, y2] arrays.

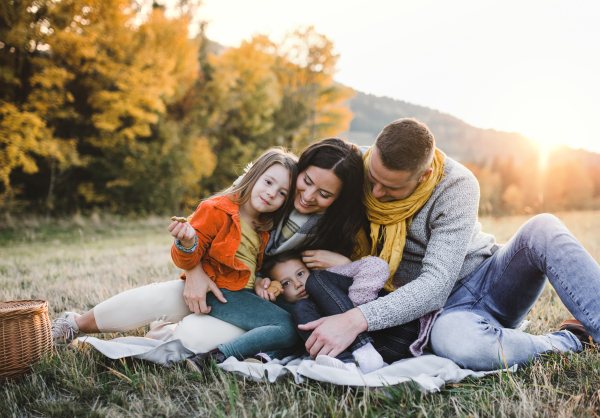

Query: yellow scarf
[[355, 147, 446, 291]]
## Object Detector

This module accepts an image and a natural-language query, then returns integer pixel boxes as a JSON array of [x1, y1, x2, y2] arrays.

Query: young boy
[[255, 252, 391, 373]]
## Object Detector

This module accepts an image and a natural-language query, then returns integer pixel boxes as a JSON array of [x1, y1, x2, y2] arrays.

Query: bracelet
[[175, 235, 198, 253]]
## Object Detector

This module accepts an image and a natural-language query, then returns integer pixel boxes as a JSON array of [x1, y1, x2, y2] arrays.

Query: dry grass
[[1, 211, 600, 417]]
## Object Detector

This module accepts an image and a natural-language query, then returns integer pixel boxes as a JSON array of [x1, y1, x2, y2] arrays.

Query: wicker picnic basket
[[0, 300, 53, 381]]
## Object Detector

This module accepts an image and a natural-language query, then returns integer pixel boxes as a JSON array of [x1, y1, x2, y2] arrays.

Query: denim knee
[[520, 213, 563, 238], [305, 270, 326, 295], [430, 312, 508, 371]]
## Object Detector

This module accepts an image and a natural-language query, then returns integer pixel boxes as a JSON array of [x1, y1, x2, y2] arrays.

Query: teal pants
[[205, 288, 301, 359]]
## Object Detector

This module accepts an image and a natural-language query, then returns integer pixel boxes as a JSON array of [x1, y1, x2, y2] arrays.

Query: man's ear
[[418, 167, 433, 183]]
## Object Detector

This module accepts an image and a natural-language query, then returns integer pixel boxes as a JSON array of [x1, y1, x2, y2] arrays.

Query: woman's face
[[294, 166, 343, 214]]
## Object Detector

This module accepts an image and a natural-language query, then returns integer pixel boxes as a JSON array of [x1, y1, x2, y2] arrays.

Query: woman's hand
[[168, 221, 196, 248], [254, 277, 280, 302], [302, 250, 351, 270], [183, 263, 227, 314]]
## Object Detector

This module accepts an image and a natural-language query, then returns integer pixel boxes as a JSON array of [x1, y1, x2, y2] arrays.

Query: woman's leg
[[172, 314, 246, 353], [77, 280, 192, 333], [204, 289, 301, 359]]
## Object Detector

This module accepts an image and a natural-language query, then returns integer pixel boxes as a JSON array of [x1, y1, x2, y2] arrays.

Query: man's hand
[[184, 263, 227, 314], [302, 250, 351, 270], [254, 277, 280, 302], [168, 220, 196, 248], [298, 308, 368, 358]]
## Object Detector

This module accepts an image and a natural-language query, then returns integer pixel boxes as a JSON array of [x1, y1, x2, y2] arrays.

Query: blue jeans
[[205, 288, 301, 359], [291, 270, 420, 364], [430, 214, 600, 371]]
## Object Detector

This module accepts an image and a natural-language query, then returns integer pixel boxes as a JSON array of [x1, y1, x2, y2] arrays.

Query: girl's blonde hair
[[211, 148, 298, 231]]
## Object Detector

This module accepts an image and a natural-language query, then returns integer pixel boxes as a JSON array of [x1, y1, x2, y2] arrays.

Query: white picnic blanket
[[80, 332, 512, 392]]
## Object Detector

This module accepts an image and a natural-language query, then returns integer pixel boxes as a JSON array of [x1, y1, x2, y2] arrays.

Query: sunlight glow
[[200, 0, 600, 154], [488, 77, 600, 156]]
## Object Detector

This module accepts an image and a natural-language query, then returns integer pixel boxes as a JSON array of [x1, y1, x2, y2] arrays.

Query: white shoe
[[315, 355, 357, 372], [352, 343, 384, 374], [51, 312, 85, 347]]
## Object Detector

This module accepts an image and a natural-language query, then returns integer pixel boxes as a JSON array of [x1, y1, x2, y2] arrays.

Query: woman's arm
[[183, 263, 227, 314], [301, 250, 351, 270]]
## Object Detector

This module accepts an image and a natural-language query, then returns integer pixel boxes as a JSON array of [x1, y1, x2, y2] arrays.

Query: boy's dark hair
[[375, 118, 435, 178], [261, 251, 304, 278]]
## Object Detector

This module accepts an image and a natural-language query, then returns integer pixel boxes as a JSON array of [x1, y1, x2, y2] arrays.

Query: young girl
[[52, 148, 300, 369]]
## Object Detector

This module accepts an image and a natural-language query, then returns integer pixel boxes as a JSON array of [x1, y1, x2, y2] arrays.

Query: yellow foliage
[[181, 138, 217, 206], [0, 102, 49, 196], [77, 182, 106, 204]]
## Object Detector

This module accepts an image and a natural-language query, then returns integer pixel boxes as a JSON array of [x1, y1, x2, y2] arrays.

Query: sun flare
[[489, 77, 600, 158]]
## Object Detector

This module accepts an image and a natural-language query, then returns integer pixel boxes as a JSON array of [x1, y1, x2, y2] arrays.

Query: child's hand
[[254, 277, 282, 302], [168, 220, 196, 248], [302, 250, 351, 270]]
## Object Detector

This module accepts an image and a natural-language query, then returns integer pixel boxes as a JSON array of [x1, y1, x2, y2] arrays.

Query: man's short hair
[[374, 118, 435, 177]]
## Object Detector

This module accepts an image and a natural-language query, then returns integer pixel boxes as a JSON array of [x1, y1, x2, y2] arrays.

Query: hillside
[[346, 91, 543, 164]]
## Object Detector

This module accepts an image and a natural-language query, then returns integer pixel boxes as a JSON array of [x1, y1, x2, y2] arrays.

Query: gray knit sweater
[[358, 156, 497, 331]]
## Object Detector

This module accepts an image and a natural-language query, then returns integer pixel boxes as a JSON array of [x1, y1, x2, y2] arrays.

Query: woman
[[52, 138, 366, 359]]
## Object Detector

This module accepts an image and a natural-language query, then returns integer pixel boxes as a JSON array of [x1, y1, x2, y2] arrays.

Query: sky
[[199, 0, 600, 154]]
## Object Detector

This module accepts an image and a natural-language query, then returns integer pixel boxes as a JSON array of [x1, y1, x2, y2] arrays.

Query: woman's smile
[[294, 166, 343, 214], [297, 194, 314, 208]]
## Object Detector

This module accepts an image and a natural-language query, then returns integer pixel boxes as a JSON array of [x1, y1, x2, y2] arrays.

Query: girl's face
[[249, 164, 291, 214], [294, 166, 342, 214]]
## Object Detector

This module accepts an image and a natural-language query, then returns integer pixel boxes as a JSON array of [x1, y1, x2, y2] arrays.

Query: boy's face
[[270, 259, 310, 304]]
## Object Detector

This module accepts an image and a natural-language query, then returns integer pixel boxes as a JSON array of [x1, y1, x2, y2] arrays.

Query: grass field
[[1, 212, 600, 417]]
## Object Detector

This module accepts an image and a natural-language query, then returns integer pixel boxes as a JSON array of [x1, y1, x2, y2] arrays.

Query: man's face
[[368, 146, 432, 202]]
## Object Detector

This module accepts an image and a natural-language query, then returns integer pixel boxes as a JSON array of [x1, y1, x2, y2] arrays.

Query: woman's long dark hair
[[297, 138, 365, 257]]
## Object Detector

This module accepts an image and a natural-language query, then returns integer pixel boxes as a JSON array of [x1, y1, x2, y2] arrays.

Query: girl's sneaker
[[51, 312, 85, 347]]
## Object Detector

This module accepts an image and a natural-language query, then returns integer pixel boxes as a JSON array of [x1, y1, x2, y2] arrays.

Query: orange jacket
[[171, 195, 269, 291]]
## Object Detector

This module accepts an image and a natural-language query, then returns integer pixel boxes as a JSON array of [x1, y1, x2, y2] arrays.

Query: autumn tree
[[1, 0, 214, 213], [197, 27, 354, 194], [196, 36, 281, 193], [2, 5, 353, 213], [271, 26, 354, 149], [0, 0, 81, 209]]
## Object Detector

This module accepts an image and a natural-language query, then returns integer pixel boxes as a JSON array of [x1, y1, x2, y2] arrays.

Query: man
[[300, 118, 599, 371]]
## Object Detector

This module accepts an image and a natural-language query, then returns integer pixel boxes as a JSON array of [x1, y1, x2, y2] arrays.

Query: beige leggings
[[94, 280, 246, 352]]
